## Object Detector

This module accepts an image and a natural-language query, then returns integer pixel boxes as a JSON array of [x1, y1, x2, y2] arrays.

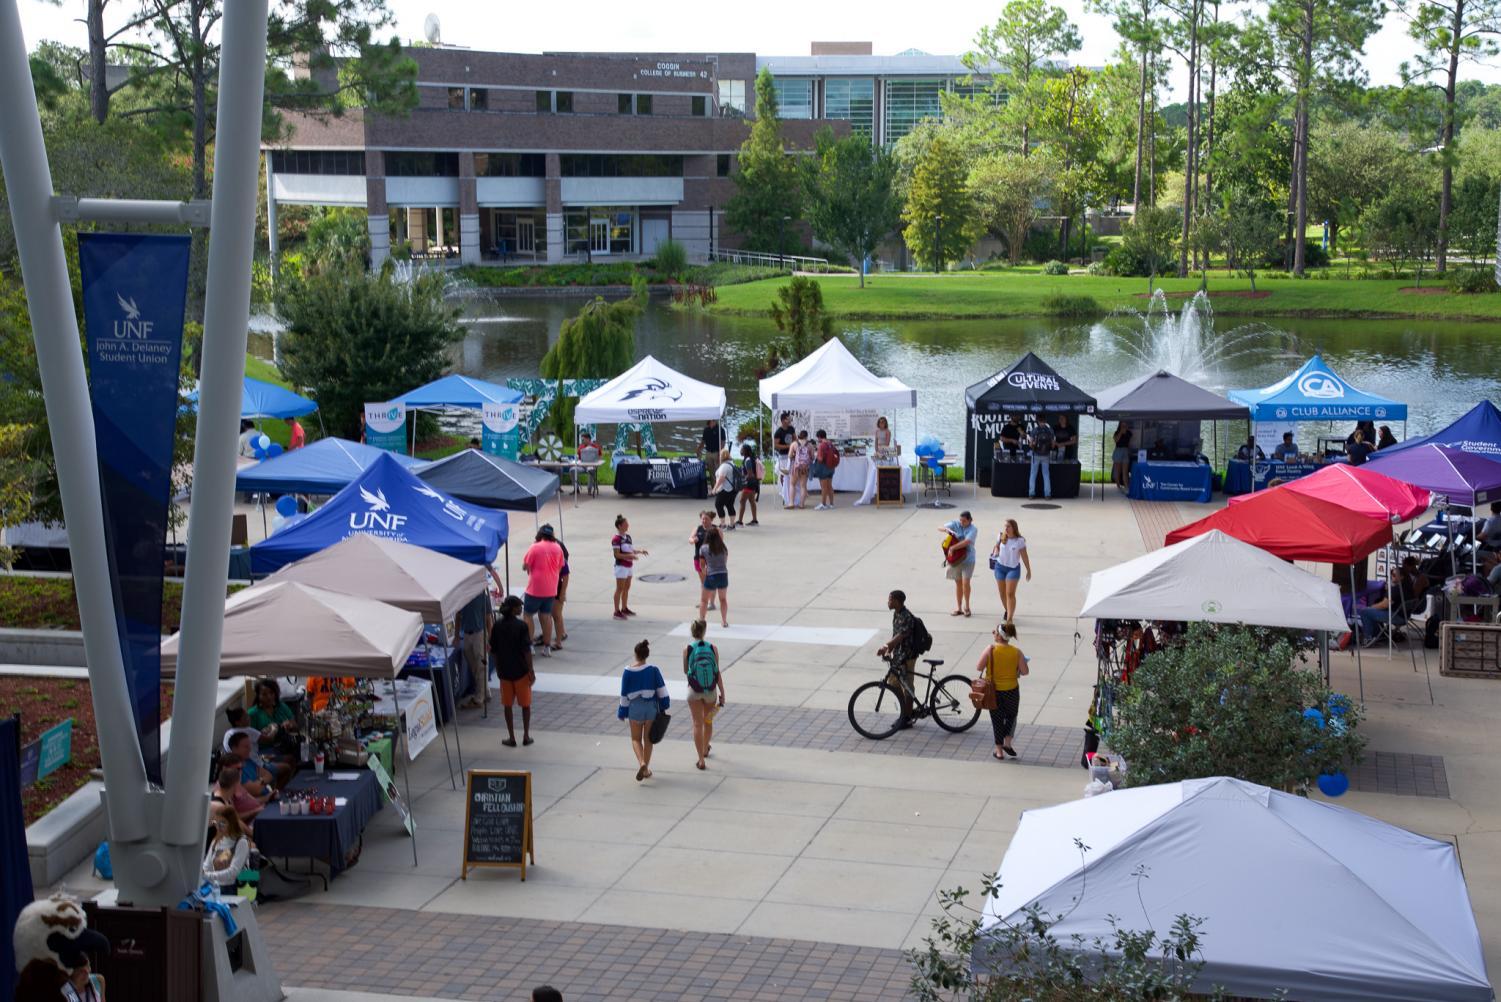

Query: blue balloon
[[1302, 707, 1326, 729], [267, 443, 285, 457], [275, 495, 298, 517], [1317, 771, 1349, 797], [1327, 694, 1351, 717], [252, 444, 266, 460]]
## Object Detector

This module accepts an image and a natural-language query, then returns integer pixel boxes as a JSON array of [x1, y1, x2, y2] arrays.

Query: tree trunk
[[1293, 0, 1313, 277], [1178, 4, 1199, 278], [1133, 44, 1149, 209], [1148, 71, 1157, 207], [1204, 5, 1219, 211], [1436, 0, 1463, 273], [1285, 127, 1298, 270], [87, 0, 109, 123]]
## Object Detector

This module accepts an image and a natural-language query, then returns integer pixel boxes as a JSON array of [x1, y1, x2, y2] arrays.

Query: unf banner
[[481, 401, 520, 460], [79, 232, 191, 785], [364, 401, 408, 454]]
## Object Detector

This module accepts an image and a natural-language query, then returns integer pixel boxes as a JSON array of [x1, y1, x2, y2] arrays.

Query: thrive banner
[[481, 401, 520, 460], [79, 232, 190, 785], [364, 401, 408, 454]]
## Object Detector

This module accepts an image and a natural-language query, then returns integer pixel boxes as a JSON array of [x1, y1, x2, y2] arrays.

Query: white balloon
[[258, 434, 271, 449]]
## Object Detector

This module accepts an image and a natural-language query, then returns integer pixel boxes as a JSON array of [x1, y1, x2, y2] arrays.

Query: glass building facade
[[823, 78, 875, 138], [882, 79, 945, 145], [771, 78, 814, 120]]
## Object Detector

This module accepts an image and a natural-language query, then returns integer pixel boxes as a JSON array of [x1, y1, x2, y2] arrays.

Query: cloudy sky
[[17, 0, 1501, 100]]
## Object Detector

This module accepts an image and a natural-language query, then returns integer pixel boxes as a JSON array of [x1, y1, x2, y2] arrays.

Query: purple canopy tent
[[1366, 443, 1501, 572]]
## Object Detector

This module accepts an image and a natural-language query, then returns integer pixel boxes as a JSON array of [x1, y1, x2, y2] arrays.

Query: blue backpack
[[686, 640, 719, 693], [93, 840, 113, 879]]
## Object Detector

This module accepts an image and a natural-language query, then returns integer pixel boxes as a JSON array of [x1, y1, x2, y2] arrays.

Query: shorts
[[626, 698, 658, 723], [741, 483, 760, 498], [614, 564, 633, 580], [500, 676, 533, 708], [1112, 447, 1129, 463], [555, 574, 569, 603], [693, 557, 705, 574], [523, 593, 555, 615], [810, 462, 831, 480], [946, 561, 975, 581], [994, 563, 1021, 581], [687, 689, 717, 704], [703, 572, 728, 590]]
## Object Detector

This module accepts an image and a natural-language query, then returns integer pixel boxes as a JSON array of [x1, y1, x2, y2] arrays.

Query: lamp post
[[779, 214, 791, 271], [933, 214, 944, 275], [708, 204, 715, 261]]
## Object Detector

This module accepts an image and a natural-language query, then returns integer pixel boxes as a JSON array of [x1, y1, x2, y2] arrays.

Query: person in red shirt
[[287, 417, 306, 449], [522, 527, 565, 656]]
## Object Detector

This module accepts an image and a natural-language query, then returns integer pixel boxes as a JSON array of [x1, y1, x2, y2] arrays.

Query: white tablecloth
[[775, 454, 910, 506], [832, 455, 873, 492], [855, 462, 912, 506]]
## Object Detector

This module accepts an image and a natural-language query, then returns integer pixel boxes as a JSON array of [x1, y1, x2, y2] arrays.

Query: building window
[[555, 91, 573, 113], [717, 153, 731, 177], [717, 79, 746, 114], [488, 209, 547, 258], [535, 90, 551, 112], [384, 151, 460, 177], [469, 88, 488, 111], [474, 153, 546, 177], [635, 94, 652, 115], [771, 78, 813, 119], [618, 93, 632, 114], [824, 77, 875, 138], [564, 208, 635, 255], [447, 87, 465, 110], [883, 78, 944, 145], [268, 150, 366, 176], [558, 154, 683, 177], [692, 95, 706, 117]]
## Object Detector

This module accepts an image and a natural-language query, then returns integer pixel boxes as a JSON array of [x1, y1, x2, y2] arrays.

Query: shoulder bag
[[970, 649, 998, 710]]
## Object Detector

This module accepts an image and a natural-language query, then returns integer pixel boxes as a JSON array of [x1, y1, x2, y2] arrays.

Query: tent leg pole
[[391, 683, 419, 866], [1350, 565, 1365, 706]]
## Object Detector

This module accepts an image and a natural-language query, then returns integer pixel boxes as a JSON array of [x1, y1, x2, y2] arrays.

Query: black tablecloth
[[613, 459, 708, 498], [990, 459, 1081, 499], [252, 768, 381, 875]]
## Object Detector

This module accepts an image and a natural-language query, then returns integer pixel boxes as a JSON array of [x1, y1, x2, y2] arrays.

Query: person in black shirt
[[1235, 437, 1264, 461], [1347, 428, 1373, 466], [1376, 425, 1398, 450], [699, 420, 728, 459], [998, 420, 1022, 457], [489, 595, 536, 747], [773, 413, 796, 499], [1054, 414, 1078, 460]]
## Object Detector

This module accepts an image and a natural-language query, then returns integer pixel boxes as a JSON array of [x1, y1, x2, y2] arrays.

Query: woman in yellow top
[[976, 622, 1028, 760]]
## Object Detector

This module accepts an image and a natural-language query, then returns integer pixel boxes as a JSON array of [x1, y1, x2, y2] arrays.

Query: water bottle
[[314, 750, 325, 775]]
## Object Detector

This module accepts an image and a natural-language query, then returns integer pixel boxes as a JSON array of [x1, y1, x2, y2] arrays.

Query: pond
[[300, 290, 1501, 463]]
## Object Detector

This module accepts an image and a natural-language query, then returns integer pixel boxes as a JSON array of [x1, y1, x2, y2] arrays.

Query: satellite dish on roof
[[423, 13, 441, 45]]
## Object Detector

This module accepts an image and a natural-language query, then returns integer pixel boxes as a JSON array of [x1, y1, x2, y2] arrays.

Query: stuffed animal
[[13, 894, 109, 1002]]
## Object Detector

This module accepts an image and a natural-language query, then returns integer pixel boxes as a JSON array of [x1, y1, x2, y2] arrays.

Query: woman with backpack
[[711, 449, 738, 530], [682, 619, 726, 770], [789, 431, 813, 509], [734, 444, 762, 527], [812, 429, 840, 510], [698, 525, 730, 628]]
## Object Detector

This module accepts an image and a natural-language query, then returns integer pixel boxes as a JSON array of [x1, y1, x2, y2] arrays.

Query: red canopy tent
[[1227, 464, 1432, 523], [1168, 490, 1393, 562]]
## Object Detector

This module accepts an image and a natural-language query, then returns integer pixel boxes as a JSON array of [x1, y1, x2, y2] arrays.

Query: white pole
[[160, 0, 271, 851], [0, 0, 149, 840]]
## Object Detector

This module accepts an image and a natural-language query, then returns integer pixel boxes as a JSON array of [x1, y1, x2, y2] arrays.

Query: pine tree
[[725, 68, 803, 254], [902, 134, 982, 271]]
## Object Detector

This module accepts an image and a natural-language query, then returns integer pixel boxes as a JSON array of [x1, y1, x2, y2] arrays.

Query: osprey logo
[[618, 377, 682, 404], [112, 292, 154, 339], [1296, 372, 1345, 399], [350, 485, 407, 532], [412, 483, 475, 523]]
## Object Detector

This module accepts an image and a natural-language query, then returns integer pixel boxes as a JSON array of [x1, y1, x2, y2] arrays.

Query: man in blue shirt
[[1273, 432, 1300, 461], [940, 511, 978, 617], [227, 730, 274, 804]]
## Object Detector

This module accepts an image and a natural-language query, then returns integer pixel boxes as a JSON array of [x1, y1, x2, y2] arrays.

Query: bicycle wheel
[[848, 681, 904, 740], [931, 674, 982, 733]]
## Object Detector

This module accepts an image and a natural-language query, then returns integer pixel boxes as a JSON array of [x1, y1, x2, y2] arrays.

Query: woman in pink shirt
[[522, 528, 565, 655]]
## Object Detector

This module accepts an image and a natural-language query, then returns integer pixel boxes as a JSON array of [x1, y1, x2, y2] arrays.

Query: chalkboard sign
[[462, 769, 534, 879], [875, 465, 904, 507]]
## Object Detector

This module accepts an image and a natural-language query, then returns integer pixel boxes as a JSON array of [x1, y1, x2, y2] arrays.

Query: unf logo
[[1297, 372, 1345, 399], [112, 293, 154, 339]]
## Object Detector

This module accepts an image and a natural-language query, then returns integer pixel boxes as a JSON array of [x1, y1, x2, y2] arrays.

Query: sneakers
[[613, 611, 628, 620], [814, 503, 828, 510]]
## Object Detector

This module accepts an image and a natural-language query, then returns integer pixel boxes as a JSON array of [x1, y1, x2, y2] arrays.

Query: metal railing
[[708, 248, 834, 272]]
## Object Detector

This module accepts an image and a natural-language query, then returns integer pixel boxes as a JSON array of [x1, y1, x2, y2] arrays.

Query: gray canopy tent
[[1093, 370, 1249, 498]]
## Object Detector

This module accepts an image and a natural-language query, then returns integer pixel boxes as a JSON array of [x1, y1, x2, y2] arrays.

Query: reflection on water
[[256, 290, 1501, 462]]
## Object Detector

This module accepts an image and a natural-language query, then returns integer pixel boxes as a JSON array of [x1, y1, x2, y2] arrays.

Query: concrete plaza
[[52, 485, 1501, 999]]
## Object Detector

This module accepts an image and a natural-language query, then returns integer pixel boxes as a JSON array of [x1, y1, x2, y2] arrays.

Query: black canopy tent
[[965, 353, 1097, 486], [1093, 370, 1249, 498]]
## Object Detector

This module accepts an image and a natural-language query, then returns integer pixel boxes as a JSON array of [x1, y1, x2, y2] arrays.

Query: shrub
[[1086, 261, 1107, 276], [1448, 267, 1499, 294], [1265, 240, 1330, 270], [651, 238, 687, 280], [1039, 292, 1100, 317], [1042, 260, 1069, 276]]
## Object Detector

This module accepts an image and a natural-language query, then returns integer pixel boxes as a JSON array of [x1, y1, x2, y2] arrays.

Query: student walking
[[611, 515, 646, 620], [940, 510, 977, 617], [618, 639, 669, 782], [690, 510, 716, 611], [976, 622, 1028, 760], [489, 596, 535, 747], [989, 519, 1031, 623], [711, 449, 738, 529], [682, 620, 726, 770], [735, 444, 762, 526], [789, 431, 813, 509], [698, 526, 730, 627], [812, 430, 839, 510]]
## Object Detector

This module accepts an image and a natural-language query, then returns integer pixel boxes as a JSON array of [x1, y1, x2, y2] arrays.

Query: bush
[[1042, 260, 1070, 275], [1448, 267, 1499, 294], [1265, 240, 1330, 270], [1104, 206, 1179, 276], [1039, 292, 1101, 317], [651, 239, 687, 280], [1086, 261, 1107, 276]]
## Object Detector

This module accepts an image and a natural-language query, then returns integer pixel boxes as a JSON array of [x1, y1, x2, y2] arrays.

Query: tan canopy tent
[[160, 581, 422, 679], [262, 533, 488, 625]]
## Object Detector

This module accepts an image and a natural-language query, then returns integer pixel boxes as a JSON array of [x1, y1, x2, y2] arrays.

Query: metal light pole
[[708, 204, 715, 261], [934, 214, 944, 275], [779, 214, 790, 271]]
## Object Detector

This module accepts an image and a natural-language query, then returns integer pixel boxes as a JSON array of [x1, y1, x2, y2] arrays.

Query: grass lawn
[[708, 271, 1501, 322]]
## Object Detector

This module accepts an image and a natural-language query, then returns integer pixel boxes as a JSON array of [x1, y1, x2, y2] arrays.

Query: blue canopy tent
[[396, 374, 524, 409], [1229, 355, 1407, 423], [250, 452, 506, 575], [1374, 401, 1501, 459], [235, 437, 424, 496], [186, 375, 319, 420]]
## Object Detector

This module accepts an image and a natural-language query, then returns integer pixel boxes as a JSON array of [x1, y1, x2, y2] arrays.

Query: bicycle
[[847, 655, 980, 740]]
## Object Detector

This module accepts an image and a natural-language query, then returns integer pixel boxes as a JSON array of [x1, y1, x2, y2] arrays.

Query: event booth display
[[758, 339, 917, 505], [1167, 489, 1390, 563], [249, 452, 506, 575], [1366, 444, 1501, 510], [235, 437, 423, 496], [186, 375, 318, 420], [1226, 355, 1406, 493], [1375, 400, 1501, 459], [265, 534, 487, 625], [978, 776, 1492, 1002], [1095, 370, 1247, 502], [1228, 463, 1432, 522], [575, 355, 725, 499], [964, 352, 1095, 496]]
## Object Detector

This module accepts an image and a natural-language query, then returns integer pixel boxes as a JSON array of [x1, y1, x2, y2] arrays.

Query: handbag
[[648, 707, 671, 744], [969, 675, 997, 711]]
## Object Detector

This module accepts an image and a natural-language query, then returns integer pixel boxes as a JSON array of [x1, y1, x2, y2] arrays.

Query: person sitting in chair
[[1236, 436, 1264, 462], [1273, 432, 1299, 461]]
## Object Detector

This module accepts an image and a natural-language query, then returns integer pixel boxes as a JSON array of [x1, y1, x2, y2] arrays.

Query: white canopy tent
[[574, 354, 726, 424], [757, 337, 916, 412], [1079, 529, 1349, 632], [977, 777, 1492, 1001]]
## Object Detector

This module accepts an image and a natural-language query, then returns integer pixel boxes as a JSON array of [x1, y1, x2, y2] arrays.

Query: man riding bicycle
[[876, 589, 916, 729]]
